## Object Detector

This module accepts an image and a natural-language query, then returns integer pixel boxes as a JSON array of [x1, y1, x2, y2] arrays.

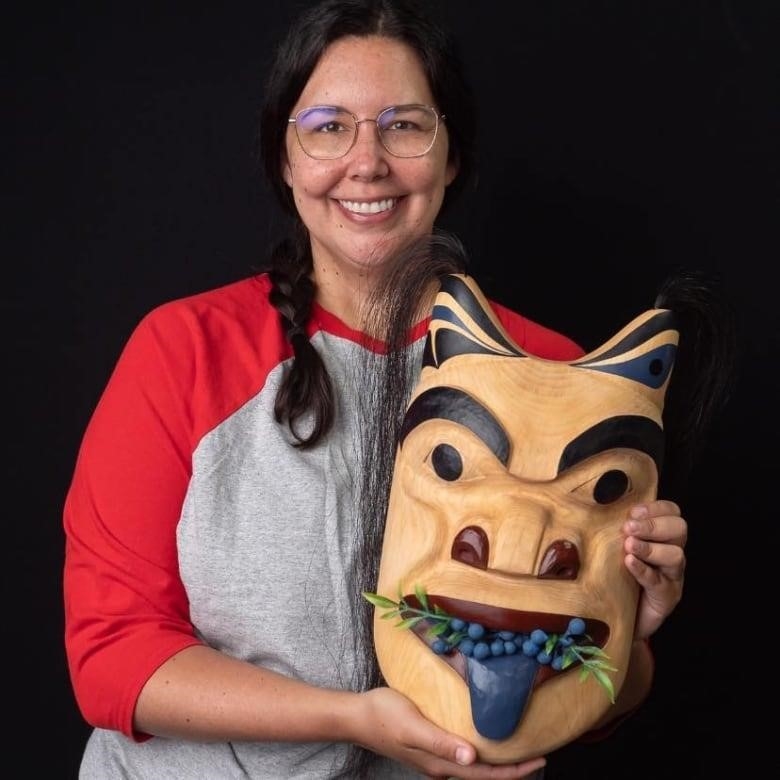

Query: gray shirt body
[[80, 329, 421, 779]]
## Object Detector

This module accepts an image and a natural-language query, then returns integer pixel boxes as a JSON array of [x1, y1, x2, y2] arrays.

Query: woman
[[63, 1, 687, 777]]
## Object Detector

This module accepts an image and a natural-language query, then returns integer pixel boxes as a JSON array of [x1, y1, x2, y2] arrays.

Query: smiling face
[[283, 36, 457, 296], [373, 275, 678, 762]]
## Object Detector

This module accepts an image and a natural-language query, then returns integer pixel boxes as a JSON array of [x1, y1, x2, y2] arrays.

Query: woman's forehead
[[296, 35, 434, 110]]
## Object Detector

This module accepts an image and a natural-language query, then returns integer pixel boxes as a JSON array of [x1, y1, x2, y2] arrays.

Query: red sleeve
[[63, 307, 205, 740], [491, 301, 585, 360]]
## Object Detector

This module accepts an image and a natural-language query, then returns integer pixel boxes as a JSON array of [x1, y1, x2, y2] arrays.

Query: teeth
[[339, 198, 397, 214]]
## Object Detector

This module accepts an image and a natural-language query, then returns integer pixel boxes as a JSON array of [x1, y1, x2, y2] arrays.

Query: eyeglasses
[[288, 104, 444, 160]]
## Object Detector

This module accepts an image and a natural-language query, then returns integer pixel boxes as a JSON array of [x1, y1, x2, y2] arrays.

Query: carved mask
[[372, 273, 678, 761]]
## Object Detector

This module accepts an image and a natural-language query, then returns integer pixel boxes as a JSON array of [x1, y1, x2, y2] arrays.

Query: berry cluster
[[431, 616, 588, 673]]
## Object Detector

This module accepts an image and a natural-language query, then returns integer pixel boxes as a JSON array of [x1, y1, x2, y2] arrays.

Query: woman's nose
[[346, 120, 390, 179]]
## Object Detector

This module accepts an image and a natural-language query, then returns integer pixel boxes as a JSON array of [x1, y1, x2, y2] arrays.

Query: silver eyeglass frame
[[287, 104, 446, 160]]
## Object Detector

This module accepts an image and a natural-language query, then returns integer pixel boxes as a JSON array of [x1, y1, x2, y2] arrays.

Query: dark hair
[[351, 231, 469, 777], [258, 0, 476, 448]]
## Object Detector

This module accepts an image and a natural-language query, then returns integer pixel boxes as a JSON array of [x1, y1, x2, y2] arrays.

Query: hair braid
[[267, 227, 335, 448]]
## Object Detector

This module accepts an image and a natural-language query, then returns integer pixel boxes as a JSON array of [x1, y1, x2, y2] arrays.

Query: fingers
[[624, 498, 687, 640], [624, 549, 684, 589], [410, 718, 475, 767], [623, 498, 687, 578], [366, 689, 546, 779], [624, 534, 686, 574], [422, 755, 546, 779], [416, 728, 546, 778], [624, 500, 687, 548]]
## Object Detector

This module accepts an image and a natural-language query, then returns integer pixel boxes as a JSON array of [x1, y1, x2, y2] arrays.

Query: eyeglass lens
[[293, 105, 438, 159]]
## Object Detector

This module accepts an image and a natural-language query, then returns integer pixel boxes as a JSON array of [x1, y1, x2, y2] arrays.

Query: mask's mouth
[[402, 594, 610, 741]]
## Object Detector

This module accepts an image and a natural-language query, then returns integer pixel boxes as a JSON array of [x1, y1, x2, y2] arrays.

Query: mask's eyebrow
[[399, 387, 510, 466], [558, 416, 665, 475]]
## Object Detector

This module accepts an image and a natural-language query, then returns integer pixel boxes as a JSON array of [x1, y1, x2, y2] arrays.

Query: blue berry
[[536, 650, 552, 665], [473, 642, 490, 660], [567, 618, 586, 636], [432, 639, 449, 654], [551, 655, 564, 671], [522, 639, 539, 657], [498, 630, 516, 640], [530, 629, 548, 645], [449, 618, 466, 632], [467, 623, 486, 640], [458, 638, 475, 656], [490, 639, 505, 656], [504, 641, 518, 655]]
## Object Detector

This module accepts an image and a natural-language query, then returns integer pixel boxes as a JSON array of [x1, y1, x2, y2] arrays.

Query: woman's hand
[[354, 687, 545, 779], [623, 498, 687, 640]]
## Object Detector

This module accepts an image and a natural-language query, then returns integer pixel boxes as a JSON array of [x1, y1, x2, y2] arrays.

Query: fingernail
[[626, 520, 640, 534], [455, 747, 470, 765]]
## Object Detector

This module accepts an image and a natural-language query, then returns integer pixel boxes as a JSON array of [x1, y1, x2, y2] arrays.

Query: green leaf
[[591, 667, 616, 703], [591, 661, 619, 673], [395, 617, 423, 630], [380, 610, 402, 620], [428, 622, 449, 636], [414, 584, 429, 611], [362, 592, 399, 609], [579, 667, 590, 682], [576, 645, 608, 658]]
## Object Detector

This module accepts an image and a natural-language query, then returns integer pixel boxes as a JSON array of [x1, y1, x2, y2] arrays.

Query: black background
[[7, 1, 778, 777]]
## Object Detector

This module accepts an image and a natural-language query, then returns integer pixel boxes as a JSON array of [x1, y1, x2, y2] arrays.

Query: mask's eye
[[567, 451, 653, 508], [431, 443, 463, 481], [593, 469, 630, 504]]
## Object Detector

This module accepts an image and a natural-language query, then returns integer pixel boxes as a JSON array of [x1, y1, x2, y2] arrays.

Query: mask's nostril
[[538, 539, 580, 580], [451, 525, 489, 569]]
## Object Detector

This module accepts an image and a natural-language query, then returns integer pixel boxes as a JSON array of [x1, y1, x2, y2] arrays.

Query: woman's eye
[[316, 121, 346, 134], [592, 469, 630, 504], [387, 120, 415, 131], [430, 443, 463, 481]]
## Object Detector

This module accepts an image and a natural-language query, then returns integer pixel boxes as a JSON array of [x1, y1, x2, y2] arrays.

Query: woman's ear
[[445, 155, 459, 186], [282, 154, 293, 187]]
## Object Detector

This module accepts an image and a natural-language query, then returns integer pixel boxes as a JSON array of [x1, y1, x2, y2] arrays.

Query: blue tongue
[[465, 653, 540, 740]]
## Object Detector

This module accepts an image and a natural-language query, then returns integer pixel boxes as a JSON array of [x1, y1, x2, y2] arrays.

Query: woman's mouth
[[338, 198, 398, 215]]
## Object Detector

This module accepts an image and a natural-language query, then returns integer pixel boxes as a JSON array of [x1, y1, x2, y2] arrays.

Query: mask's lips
[[403, 594, 609, 741]]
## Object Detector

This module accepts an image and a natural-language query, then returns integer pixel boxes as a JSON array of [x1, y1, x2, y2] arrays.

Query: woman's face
[[283, 35, 457, 283]]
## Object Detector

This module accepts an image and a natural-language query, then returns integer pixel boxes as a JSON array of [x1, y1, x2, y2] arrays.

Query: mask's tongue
[[465, 653, 540, 740]]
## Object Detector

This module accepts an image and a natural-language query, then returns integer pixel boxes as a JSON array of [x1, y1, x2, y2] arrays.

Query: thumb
[[425, 728, 476, 767], [453, 743, 476, 766]]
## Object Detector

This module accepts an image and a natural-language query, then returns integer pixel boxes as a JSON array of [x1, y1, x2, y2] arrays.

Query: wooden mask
[[371, 273, 679, 762]]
